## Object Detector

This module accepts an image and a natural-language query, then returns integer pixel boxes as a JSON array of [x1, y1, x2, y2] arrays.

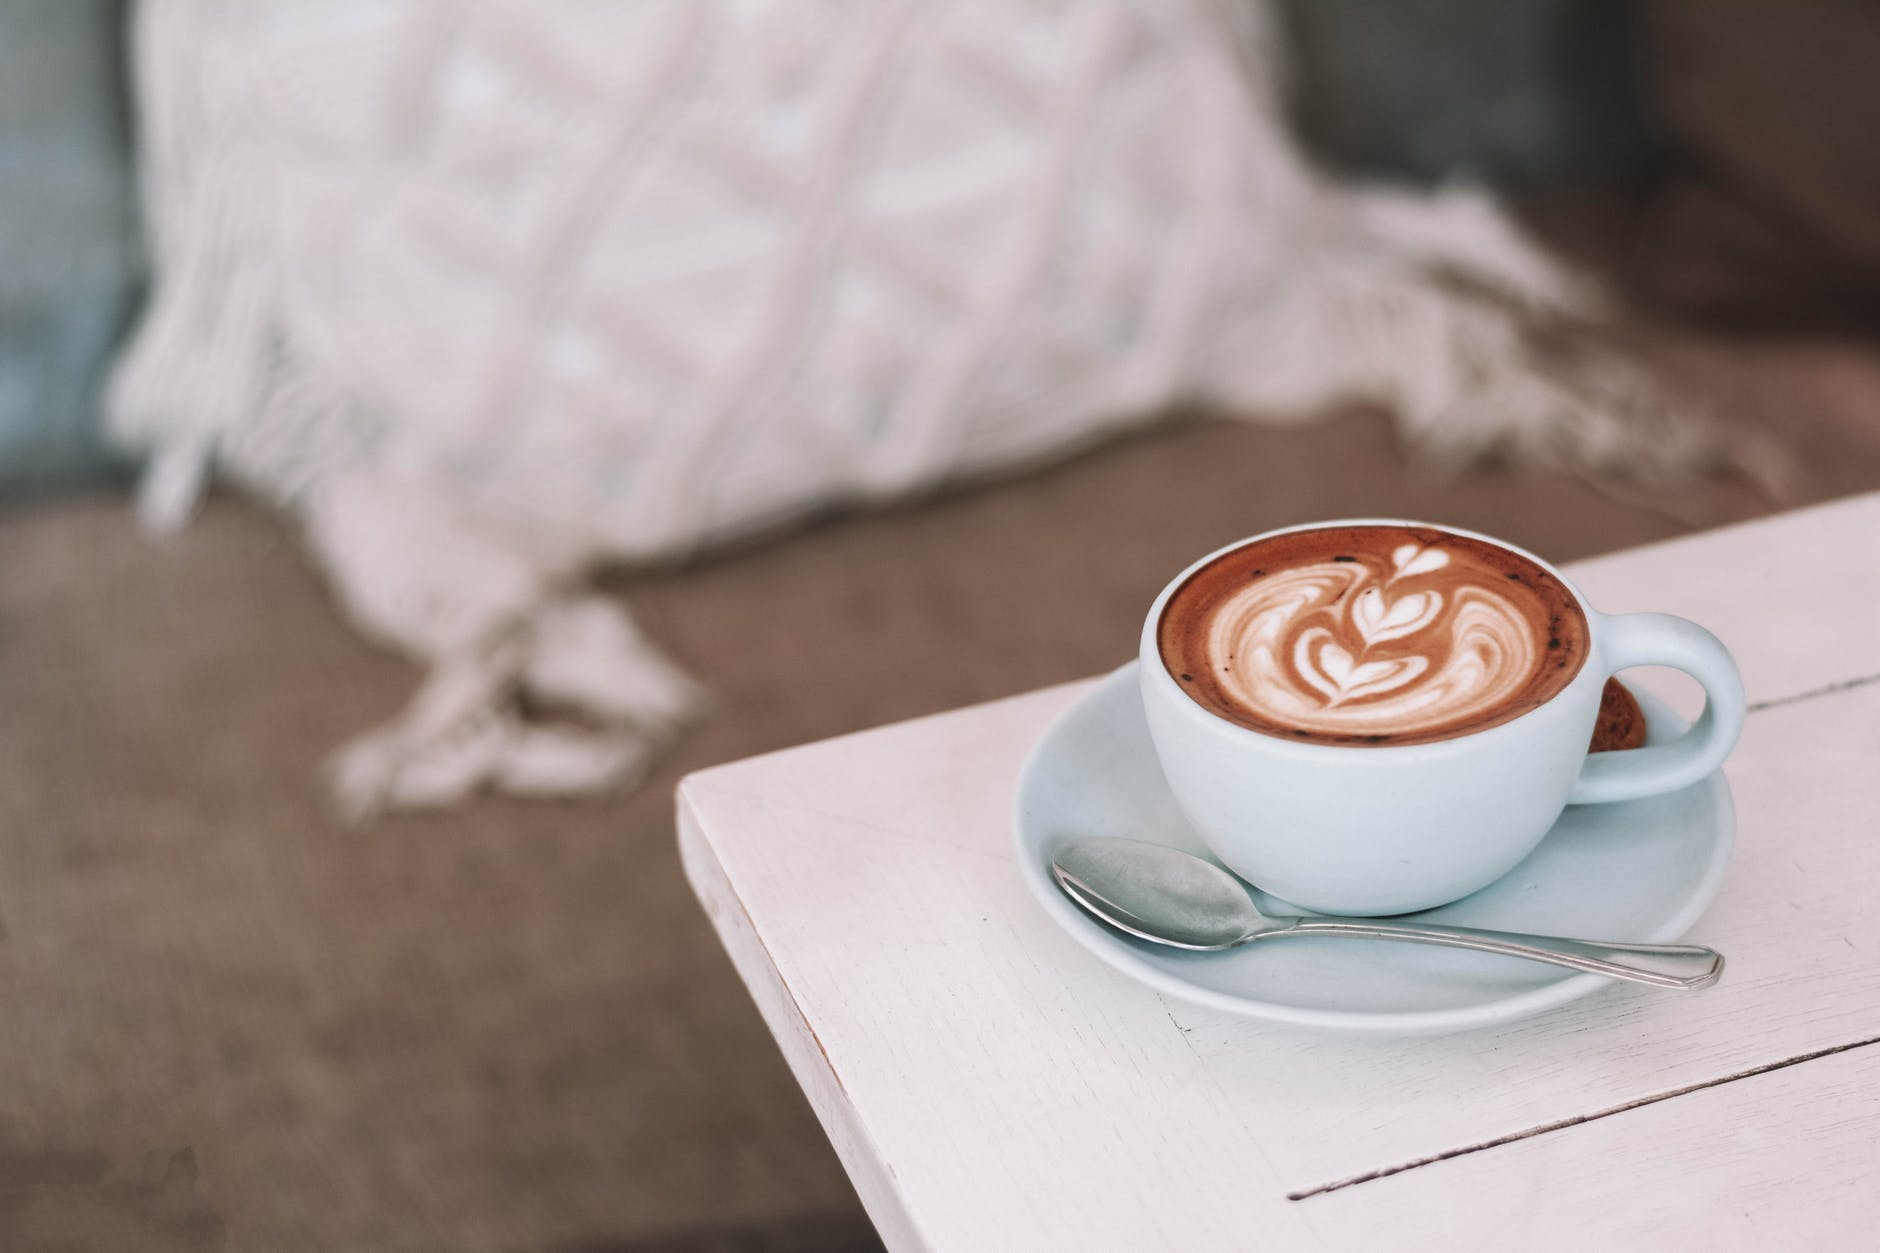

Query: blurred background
[[4, 1, 1879, 1250]]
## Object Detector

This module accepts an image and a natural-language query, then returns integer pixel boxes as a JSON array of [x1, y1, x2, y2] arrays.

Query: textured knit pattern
[[110, 0, 1717, 814]]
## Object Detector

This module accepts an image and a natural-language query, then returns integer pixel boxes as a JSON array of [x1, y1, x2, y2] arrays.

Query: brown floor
[[4, 323, 1880, 1251]]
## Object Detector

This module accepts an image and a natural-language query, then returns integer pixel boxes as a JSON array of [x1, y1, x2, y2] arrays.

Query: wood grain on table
[[679, 493, 1880, 1253]]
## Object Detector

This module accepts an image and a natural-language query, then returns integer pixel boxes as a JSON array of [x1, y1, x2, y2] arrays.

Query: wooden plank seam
[[1288, 1035, 1880, 1200], [1744, 669, 1880, 715]]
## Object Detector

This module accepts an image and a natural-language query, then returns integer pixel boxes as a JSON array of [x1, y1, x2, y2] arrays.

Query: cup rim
[[1140, 518, 1600, 756]]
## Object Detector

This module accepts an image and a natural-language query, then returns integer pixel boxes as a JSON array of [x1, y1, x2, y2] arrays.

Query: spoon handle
[[1278, 919, 1724, 989]]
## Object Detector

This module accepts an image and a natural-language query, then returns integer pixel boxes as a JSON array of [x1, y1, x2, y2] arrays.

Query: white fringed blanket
[[111, 0, 1716, 815]]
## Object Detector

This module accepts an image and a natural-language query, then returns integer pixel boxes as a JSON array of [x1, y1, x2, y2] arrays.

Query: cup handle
[[1568, 612, 1746, 805]]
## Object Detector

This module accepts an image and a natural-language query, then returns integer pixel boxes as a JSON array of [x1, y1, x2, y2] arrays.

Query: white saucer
[[1013, 663, 1735, 1037]]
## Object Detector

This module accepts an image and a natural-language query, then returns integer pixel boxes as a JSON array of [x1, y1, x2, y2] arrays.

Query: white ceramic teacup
[[1138, 520, 1745, 916]]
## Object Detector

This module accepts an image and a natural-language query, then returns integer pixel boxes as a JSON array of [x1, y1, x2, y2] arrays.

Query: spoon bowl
[[1052, 837, 1261, 949]]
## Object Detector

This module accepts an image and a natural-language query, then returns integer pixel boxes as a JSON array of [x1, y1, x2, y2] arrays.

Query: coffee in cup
[[1139, 520, 1744, 915], [1156, 523, 1587, 747]]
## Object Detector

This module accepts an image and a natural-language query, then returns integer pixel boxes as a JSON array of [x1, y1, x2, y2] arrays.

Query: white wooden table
[[678, 496, 1880, 1253]]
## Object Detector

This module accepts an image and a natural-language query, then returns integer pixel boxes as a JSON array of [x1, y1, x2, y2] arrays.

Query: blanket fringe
[[326, 595, 702, 821]]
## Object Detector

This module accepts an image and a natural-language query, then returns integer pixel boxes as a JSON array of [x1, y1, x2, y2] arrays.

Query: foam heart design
[[1351, 586, 1443, 645], [1392, 544, 1450, 578], [1295, 634, 1430, 706]]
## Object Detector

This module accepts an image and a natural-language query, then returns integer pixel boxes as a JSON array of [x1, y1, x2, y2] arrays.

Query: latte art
[[1158, 525, 1588, 746]]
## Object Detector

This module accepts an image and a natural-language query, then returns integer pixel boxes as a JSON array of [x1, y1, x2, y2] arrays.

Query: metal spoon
[[1051, 837, 1723, 990]]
